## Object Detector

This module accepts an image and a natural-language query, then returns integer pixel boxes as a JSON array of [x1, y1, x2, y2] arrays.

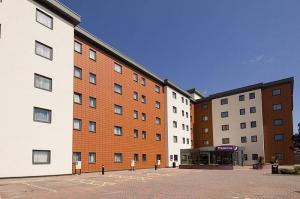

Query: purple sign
[[215, 145, 238, 152]]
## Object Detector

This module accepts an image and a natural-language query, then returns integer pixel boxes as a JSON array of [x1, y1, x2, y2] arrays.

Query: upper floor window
[[133, 73, 138, 82], [89, 97, 96, 108], [221, 111, 229, 118], [74, 92, 82, 104], [156, 117, 161, 125], [172, 92, 177, 99], [35, 41, 53, 60], [204, 140, 209, 145], [249, 92, 255, 99], [133, 91, 138, 101], [141, 113, 146, 121], [34, 74, 52, 91], [73, 118, 82, 130], [89, 121, 96, 132], [141, 95, 146, 104], [89, 73, 96, 84], [185, 99, 188, 105], [74, 41, 82, 53], [182, 124, 185, 130], [239, 95, 245, 101], [181, 97, 184, 103], [114, 104, 122, 115], [89, 49, 96, 61], [155, 85, 160, 93], [142, 131, 147, 139], [141, 77, 146, 86], [273, 104, 282, 111], [74, 67, 82, 79], [133, 129, 138, 138], [155, 101, 160, 109], [114, 83, 122, 94], [274, 134, 284, 141], [251, 135, 257, 142], [250, 106, 256, 114], [182, 110, 185, 116], [240, 122, 246, 129], [220, 98, 228, 105], [114, 126, 122, 136], [251, 121, 257, 128], [241, 136, 247, 143], [275, 153, 284, 160], [34, 107, 51, 123], [36, 9, 53, 29], [173, 121, 177, 128], [114, 63, 122, 73], [272, 88, 281, 96], [273, 119, 283, 126], [173, 106, 177, 113], [240, 108, 245, 115], [183, 137, 186, 144], [203, 115, 208, 121], [222, 125, 229, 131], [133, 110, 138, 119], [201, 103, 208, 110], [156, 134, 161, 141], [173, 136, 178, 143], [222, 138, 230, 144]]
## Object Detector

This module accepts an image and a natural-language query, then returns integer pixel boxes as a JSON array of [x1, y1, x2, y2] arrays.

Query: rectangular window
[[186, 99, 189, 105], [222, 138, 230, 144], [114, 83, 122, 94], [249, 92, 255, 99], [34, 74, 52, 91], [141, 77, 146, 86], [204, 140, 209, 145], [250, 107, 256, 114], [274, 134, 284, 141], [241, 136, 247, 143], [186, 125, 189, 131], [133, 110, 138, 119], [239, 95, 245, 101], [74, 92, 82, 104], [222, 125, 229, 131], [141, 113, 146, 121], [172, 92, 177, 99], [114, 105, 122, 115], [74, 41, 82, 53], [273, 119, 283, 126], [273, 104, 282, 111], [173, 121, 177, 128], [186, 112, 189, 118], [114, 153, 122, 163], [240, 122, 246, 129], [114, 63, 122, 73], [220, 98, 228, 105], [182, 124, 185, 130], [141, 95, 146, 104], [174, 155, 178, 162], [89, 152, 96, 163], [155, 101, 160, 109], [133, 73, 138, 82], [89, 49, 96, 60], [275, 153, 284, 160], [156, 134, 161, 141], [156, 154, 162, 161], [133, 91, 138, 101], [173, 136, 178, 143], [142, 154, 147, 161], [183, 137, 186, 144], [252, 154, 258, 160], [155, 85, 160, 93], [32, 150, 50, 164], [203, 128, 209, 133], [187, 138, 190, 144], [33, 107, 51, 123], [142, 131, 147, 139], [36, 9, 53, 29], [156, 117, 161, 125], [272, 88, 281, 96], [89, 73, 96, 84], [181, 97, 184, 103], [89, 121, 96, 132], [73, 118, 82, 130], [134, 154, 139, 161], [251, 135, 257, 142], [240, 108, 245, 115], [202, 104, 208, 109], [114, 126, 122, 136], [35, 41, 53, 60], [73, 152, 81, 163], [221, 111, 229, 118], [251, 121, 257, 128], [182, 110, 185, 116], [172, 106, 177, 113], [74, 67, 82, 79], [243, 154, 248, 161], [134, 129, 138, 138], [89, 97, 96, 108], [203, 115, 208, 121]]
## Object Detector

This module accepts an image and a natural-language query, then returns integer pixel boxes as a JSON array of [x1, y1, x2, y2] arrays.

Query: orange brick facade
[[262, 83, 294, 165], [73, 36, 166, 172]]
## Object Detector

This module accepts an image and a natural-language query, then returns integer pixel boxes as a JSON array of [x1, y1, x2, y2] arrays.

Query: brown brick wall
[[73, 36, 166, 172], [262, 83, 294, 165], [193, 100, 214, 148]]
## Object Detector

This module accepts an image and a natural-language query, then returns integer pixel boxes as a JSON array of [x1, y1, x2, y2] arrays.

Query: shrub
[[279, 168, 295, 174], [294, 166, 300, 174]]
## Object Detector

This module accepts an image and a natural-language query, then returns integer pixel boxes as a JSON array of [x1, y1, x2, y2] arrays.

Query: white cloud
[[243, 55, 274, 64]]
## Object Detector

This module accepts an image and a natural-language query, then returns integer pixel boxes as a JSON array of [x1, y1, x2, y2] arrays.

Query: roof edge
[[164, 80, 192, 98]]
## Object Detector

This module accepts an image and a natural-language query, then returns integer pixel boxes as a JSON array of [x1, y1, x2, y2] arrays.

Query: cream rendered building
[[0, 0, 80, 177]]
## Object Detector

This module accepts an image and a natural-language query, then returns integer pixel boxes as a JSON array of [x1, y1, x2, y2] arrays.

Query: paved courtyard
[[0, 167, 299, 199]]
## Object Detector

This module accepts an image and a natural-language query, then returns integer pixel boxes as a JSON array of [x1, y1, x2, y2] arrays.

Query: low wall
[[179, 164, 234, 170]]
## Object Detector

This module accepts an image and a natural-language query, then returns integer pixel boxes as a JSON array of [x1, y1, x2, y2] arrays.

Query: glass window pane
[[34, 74, 52, 91], [34, 107, 51, 123], [35, 41, 52, 60], [36, 9, 53, 29], [33, 150, 50, 164]]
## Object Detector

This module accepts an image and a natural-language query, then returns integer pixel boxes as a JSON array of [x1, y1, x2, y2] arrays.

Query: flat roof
[[34, 0, 81, 25], [195, 77, 294, 103], [75, 27, 165, 84]]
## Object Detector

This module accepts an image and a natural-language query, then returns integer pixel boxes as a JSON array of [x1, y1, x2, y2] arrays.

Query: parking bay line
[[22, 182, 57, 193]]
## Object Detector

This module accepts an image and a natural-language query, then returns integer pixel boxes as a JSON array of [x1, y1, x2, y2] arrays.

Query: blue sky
[[61, 0, 300, 132]]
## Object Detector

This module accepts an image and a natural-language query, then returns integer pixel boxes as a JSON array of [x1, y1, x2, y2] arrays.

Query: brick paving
[[0, 167, 299, 199]]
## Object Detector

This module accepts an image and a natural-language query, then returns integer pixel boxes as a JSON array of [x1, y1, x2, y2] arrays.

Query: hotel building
[[0, 0, 295, 177]]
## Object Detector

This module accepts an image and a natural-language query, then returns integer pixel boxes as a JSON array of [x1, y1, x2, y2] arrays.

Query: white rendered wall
[[0, 0, 74, 177], [212, 89, 265, 165], [165, 87, 192, 167]]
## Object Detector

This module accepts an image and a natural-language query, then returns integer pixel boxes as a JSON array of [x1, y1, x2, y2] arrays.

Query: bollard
[[155, 164, 157, 170], [102, 165, 105, 175]]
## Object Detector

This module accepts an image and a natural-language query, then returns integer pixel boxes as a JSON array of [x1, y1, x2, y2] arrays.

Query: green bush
[[294, 166, 300, 174], [279, 168, 296, 174]]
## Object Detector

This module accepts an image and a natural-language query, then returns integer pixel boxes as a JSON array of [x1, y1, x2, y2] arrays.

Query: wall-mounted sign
[[215, 145, 238, 152]]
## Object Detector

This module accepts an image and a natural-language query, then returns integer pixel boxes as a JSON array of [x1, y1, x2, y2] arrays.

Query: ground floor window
[[114, 153, 123, 163], [243, 154, 248, 161], [174, 154, 178, 162], [73, 152, 81, 163], [275, 153, 284, 160], [142, 154, 147, 161], [252, 154, 258, 160], [89, 152, 96, 163], [32, 150, 50, 164], [156, 154, 161, 161]]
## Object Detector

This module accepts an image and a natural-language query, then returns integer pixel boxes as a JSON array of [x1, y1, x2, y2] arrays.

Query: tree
[[291, 123, 300, 153]]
